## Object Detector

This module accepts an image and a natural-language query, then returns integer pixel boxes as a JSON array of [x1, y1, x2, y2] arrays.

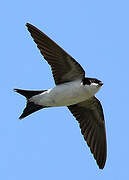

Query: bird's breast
[[32, 80, 94, 107]]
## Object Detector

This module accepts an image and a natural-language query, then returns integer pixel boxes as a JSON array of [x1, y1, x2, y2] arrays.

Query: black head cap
[[82, 77, 103, 86]]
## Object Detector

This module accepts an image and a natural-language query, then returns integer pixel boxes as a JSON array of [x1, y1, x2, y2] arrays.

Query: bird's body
[[30, 79, 101, 107], [14, 23, 107, 169]]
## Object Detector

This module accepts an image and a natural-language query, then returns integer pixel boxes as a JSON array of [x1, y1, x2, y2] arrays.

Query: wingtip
[[26, 22, 30, 27], [98, 163, 105, 170], [26, 23, 30, 30], [25, 22, 30, 26], [96, 154, 106, 170], [26, 23, 35, 29]]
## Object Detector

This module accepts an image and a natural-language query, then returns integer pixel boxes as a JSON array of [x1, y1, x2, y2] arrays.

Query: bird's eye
[[82, 78, 91, 85]]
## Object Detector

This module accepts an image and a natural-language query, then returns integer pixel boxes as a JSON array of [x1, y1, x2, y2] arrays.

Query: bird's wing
[[67, 96, 107, 169], [26, 23, 85, 85]]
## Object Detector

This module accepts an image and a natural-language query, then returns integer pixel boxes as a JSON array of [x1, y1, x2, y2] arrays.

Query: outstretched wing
[[68, 96, 107, 169], [26, 23, 85, 85]]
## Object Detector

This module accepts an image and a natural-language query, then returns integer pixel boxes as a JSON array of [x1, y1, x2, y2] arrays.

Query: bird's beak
[[99, 81, 103, 86]]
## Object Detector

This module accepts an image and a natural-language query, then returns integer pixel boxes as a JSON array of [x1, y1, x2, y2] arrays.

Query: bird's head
[[82, 77, 103, 95]]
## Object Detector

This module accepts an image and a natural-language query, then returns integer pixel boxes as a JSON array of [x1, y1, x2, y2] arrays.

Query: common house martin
[[14, 23, 107, 169]]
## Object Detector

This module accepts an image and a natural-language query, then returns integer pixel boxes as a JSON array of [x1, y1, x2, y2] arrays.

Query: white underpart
[[30, 80, 101, 107]]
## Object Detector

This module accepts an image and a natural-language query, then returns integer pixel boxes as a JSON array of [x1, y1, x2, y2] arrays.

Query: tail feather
[[19, 101, 43, 119], [14, 88, 47, 119], [14, 89, 46, 99]]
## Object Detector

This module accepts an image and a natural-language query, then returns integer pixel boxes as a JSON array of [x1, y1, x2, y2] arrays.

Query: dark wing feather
[[26, 23, 85, 85], [68, 96, 107, 169]]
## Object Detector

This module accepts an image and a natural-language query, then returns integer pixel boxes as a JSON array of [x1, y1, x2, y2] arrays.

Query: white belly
[[31, 80, 99, 107]]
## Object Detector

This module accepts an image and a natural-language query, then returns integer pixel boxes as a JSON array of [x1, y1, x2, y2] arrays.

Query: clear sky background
[[1, 0, 129, 179]]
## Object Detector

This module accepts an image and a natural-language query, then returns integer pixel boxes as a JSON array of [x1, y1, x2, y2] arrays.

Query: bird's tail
[[14, 88, 47, 119]]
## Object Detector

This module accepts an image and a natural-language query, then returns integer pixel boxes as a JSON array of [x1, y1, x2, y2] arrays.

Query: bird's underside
[[14, 23, 107, 169]]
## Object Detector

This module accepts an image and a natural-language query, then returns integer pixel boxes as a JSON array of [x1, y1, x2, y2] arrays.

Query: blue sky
[[1, 0, 129, 179]]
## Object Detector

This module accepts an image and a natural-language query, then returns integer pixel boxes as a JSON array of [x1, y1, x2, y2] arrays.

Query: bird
[[14, 23, 107, 169]]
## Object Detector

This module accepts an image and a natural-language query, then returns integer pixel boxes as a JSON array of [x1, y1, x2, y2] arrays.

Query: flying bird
[[14, 23, 107, 169]]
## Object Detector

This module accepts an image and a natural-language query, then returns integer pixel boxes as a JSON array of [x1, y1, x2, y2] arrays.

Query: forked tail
[[14, 89, 46, 119]]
